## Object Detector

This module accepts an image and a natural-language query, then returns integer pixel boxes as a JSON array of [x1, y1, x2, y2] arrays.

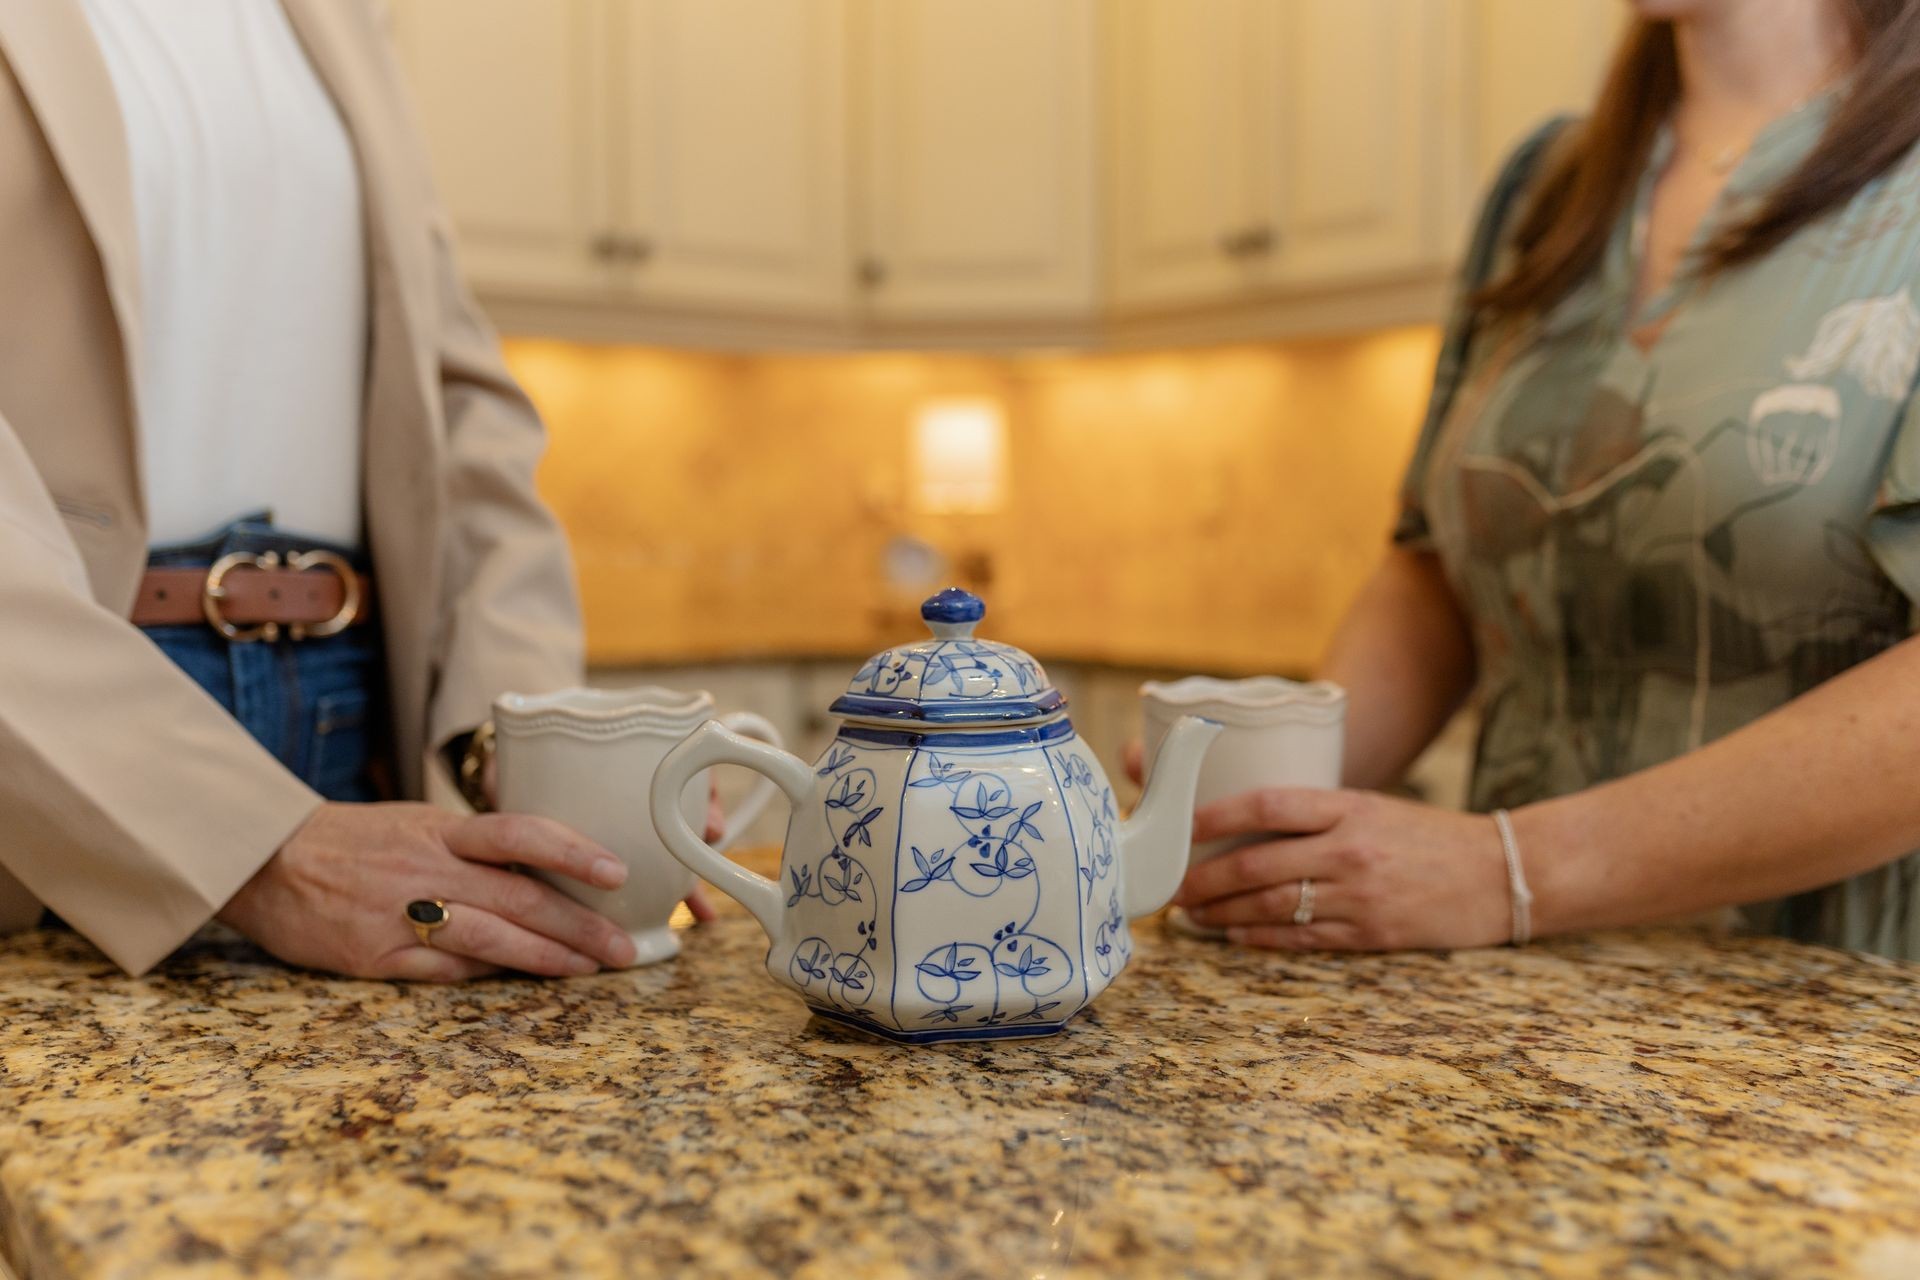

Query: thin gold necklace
[[1703, 140, 1748, 176], [1688, 75, 1839, 175]]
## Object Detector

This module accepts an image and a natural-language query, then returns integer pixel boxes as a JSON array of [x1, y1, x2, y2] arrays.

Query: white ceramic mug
[[492, 686, 784, 966], [1140, 676, 1346, 938]]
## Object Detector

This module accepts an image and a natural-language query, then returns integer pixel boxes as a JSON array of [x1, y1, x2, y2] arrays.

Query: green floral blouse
[[1397, 99, 1920, 959]]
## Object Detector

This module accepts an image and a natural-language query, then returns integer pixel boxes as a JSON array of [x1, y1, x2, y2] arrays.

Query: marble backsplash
[[506, 328, 1442, 674]]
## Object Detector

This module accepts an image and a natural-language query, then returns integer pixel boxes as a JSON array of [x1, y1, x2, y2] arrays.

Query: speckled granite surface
[[4, 914, 1920, 1280]]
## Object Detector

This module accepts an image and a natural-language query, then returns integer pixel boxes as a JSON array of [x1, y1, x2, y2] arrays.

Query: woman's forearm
[[1318, 546, 1477, 790], [1521, 635, 1920, 933]]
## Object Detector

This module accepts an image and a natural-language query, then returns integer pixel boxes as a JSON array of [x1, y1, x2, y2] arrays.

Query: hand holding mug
[[493, 687, 784, 964], [1172, 787, 1509, 950], [474, 739, 724, 924], [1140, 676, 1346, 940], [221, 801, 642, 981]]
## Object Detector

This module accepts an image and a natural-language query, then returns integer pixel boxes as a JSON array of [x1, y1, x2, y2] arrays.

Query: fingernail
[[1186, 906, 1209, 926], [568, 953, 600, 976], [592, 856, 628, 888], [1226, 928, 1247, 945], [607, 933, 638, 967]]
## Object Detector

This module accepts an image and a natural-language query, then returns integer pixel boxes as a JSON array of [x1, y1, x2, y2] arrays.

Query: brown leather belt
[[132, 549, 373, 642]]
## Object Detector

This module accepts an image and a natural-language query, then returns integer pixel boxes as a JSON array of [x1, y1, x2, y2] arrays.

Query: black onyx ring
[[406, 899, 451, 947]]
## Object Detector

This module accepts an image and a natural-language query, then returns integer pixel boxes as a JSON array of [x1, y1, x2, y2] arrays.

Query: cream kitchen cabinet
[[391, 0, 1627, 349], [1109, 0, 1453, 318], [1267, 0, 1448, 289], [389, 0, 851, 326], [615, 0, 851, 317], [1106, 0, 1275, 311], [388, 0, 614, 298], [1441, 0, 1619, 251], [855, 0, 1098, 325], [1467, 0, 1619, 187]]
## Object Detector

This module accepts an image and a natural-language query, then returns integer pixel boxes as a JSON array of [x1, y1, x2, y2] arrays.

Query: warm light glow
[[505, 329, 1443, 671], [912, 398, 1008, 514]]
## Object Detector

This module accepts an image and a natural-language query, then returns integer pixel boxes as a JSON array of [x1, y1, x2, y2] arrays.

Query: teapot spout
[[1118, 715, 1222, 919]]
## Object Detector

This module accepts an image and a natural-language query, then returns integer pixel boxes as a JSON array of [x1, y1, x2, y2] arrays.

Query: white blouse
[[81, 0, 367, 548]]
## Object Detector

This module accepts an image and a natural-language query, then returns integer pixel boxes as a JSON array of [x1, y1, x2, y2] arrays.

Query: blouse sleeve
[[1393, 117, 1573, 551], [1867, 389, 1920, 604]]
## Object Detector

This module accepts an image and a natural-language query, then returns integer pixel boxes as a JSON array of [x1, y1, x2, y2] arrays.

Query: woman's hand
[[1172, 788, 1511, 950], [219, 802, 642, 981], [484, 754, 723, 925]]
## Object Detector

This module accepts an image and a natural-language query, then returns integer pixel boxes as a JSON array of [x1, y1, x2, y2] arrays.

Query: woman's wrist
[[443, 724, 496, 813], [1501, 794, 1610, 939], [1491, 809, 1533, 944]]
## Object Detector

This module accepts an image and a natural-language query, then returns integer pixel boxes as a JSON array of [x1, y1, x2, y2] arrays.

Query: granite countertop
[[4, 910, 1920, 1279]]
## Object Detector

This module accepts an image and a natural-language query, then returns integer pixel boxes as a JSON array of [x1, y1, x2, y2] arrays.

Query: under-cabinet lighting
[[911, 398, 1008, 514]]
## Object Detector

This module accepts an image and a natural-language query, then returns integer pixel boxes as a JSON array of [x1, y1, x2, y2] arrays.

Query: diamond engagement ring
[[1292, 878, 1316, 926]]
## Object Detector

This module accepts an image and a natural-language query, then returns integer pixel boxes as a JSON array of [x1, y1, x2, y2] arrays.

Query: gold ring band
[[406, 899, 450, 947]]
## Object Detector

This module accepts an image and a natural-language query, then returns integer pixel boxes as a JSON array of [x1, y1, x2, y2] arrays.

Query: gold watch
[[455, 721, 496, 813]]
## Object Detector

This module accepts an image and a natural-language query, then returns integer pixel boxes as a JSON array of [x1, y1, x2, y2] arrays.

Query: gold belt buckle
[[201, 549, 361, 643]]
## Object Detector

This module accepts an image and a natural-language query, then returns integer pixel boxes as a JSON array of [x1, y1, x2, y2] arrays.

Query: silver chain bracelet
[[1492, 808, 1534, 946]]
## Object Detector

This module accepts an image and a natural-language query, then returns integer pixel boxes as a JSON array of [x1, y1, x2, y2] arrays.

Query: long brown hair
[[1475, 0, 1920, 322]]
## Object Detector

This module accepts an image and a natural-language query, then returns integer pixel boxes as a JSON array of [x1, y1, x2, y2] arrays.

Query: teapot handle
[[650, 720, 814, 940], [712, 712, 786, 852]]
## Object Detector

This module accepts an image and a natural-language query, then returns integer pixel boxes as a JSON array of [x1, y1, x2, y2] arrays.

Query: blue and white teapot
[[650, 588, 1220, 1043]]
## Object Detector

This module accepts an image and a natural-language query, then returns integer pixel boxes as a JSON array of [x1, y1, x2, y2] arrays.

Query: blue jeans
[[142, 515, 388, 803]]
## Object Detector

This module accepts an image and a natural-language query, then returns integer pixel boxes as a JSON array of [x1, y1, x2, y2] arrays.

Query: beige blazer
[[0, 0, 585, 973]]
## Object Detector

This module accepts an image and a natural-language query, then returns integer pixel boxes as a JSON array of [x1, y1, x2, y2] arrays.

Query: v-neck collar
[[1616, 86, 1842, 332]]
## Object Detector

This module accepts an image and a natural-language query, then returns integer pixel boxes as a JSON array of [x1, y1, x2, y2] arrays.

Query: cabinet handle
[[1220, 226, 1278, 258], [857, 257, 887, 289], [590, 233, 654, 264]]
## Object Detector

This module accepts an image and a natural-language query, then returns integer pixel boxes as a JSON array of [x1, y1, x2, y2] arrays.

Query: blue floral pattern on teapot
[[649, 590, 1221, 1044]]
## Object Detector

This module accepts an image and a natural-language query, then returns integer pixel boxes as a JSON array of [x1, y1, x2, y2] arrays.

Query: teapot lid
[[829, 589, 1065, 725]]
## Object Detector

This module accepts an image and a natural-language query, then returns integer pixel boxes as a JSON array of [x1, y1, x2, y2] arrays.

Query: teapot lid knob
[[921, 587, 984, 639]]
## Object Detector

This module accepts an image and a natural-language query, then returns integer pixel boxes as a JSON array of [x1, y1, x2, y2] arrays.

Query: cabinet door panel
[[389, 0, 613, 295], [617, 0, 850, 315], [859, 0, 1097, 320], [1470, 0, 1618, 184], [1269, 0, 1437, 287], [1427, 0, 1615, 256], [1108, 0, 1270, 309]]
